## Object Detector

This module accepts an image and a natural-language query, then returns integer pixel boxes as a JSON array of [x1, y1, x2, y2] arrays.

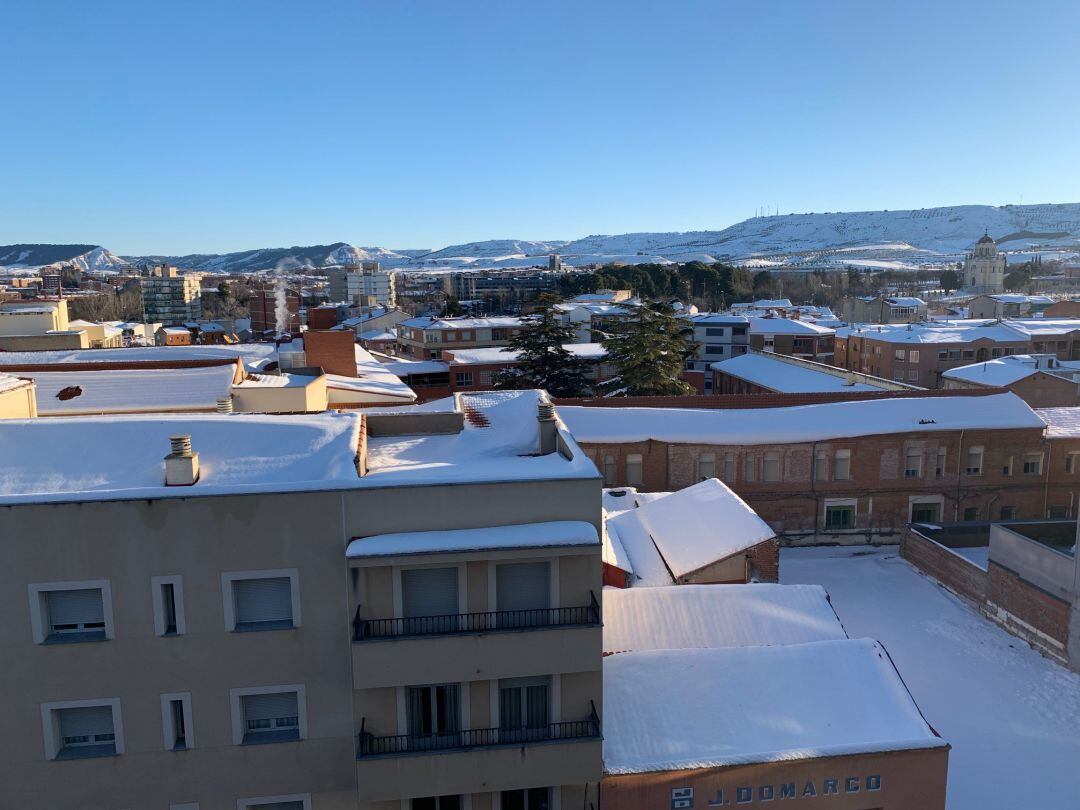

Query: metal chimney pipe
[[170, 435, 193, 457], [216, 397, 234, 414]]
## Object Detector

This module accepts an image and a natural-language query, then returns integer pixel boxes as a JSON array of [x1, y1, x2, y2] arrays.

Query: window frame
[[152, 574, 186, 637], [1022, 453, 1044, 476], [965, 445, 984, 476], [833, 449, 852, 481], [904, 447, 922, 479], [221, 569, 301, 633], [230, 684, 307, 746], [28, 579, 114, 645], [40, 697, 124, 760], [236, 794, 312, 810], [697, 452, 716, 481], [909, 495, 945, 524], [823, 498, 857, 531], [625, 453, 643, 487], [160, 692, 195, 751], [762, 451, 781, 483]]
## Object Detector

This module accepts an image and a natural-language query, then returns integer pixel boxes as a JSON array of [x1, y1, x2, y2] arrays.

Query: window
[[41, 699, 123, 760], [937, 351, 948, 360], [966, 446, 983, 475], [732, 326, 746, 336], [814, 451, 827, 481], [1048, 506, 1068, 519], [237, 795, 311, 810], [999, 506, 1016, 520], [602, 455, 616, 486], [697, 452, 716, 481], [935, 447, 946, 479], [1023, 453, 1043, 475], [904, 448, 922, 479], [894, 349, 906, 360], [407, 684, 460, 744], [762, 452, 780, 482], [626, 453, 643, 487], [992, 347, 1003, 358], [28, 580, 113, 644], [499, 676, 550, 740], [963, 507, 979, 521], [908, 369, 919, 382], [834, 450, 851, 480], [496, 562, 550, 627], [1067, 453, 1080, 474], [910, 501, 941, 523], [742, 454, 757, 483], [455, 372, 473, 387], [909, 350, 920, 363], [402, 567, 460, 633], [704, 327, 725, 337], [722, 453, 735, 482], [231, 686, 305, 745], [152, 575, 185, 637], [704, 344, 726, 355], [824, 502, 855, 530], [1002, 456, 1013, 476], [413, 797, 461, 810], [502, 789, 551, 810], [160, 692, 193, 750], [962, 349, 974, 359], [223, 571, 299, 632]]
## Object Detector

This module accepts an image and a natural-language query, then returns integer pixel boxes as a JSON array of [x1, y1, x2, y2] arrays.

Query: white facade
[[685, 314, 750, 391], [327, 264, 396, 307], [963, 234, 1006, 293]]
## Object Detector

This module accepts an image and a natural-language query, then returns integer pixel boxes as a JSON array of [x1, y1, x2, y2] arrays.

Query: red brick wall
[[986, 561, 1071, 656], [900, 528, 987, 606], [307, 307, 340, 330], [303, 329, 357, 377], [746, 538, 779, 582]]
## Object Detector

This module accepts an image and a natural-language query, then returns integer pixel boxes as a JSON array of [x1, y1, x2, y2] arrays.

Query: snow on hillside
[[0, 244, 129, 271], [412, 239, 567, 263]]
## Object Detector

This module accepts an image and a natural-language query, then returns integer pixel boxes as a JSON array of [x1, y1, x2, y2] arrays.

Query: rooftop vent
[[216, 397, 234, 414], [165, 434, 200, 486], [538, 394, 557, 456]]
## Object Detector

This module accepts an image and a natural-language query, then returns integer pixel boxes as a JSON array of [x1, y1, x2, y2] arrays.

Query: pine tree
[[599, 301, 697, 396], [494, 295, 592, 398]]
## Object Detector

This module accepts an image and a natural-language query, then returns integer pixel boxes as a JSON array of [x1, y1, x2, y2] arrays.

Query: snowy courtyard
[[782, 546, 1080, 810]]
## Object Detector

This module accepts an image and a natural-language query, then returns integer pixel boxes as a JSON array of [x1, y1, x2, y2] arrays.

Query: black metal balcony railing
[[357, 705, 600, 758], [353, 593, 600, 641]]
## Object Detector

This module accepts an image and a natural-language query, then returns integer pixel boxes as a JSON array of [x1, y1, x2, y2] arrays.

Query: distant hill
[[4, 203, 1078, 275]]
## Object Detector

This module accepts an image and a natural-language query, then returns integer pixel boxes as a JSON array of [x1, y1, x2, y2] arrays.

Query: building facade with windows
[[0, 392, 603, 809], [684, 314, 749, 380], [748, 318, 835, 364], [140, 265, 203, 325], [559, 392, 1080, 543], [396, 317, 531, 360], [327, 263, 396, 308]]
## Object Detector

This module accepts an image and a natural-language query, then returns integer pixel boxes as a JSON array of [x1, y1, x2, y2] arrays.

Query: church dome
[[977, 233, 995, 244]]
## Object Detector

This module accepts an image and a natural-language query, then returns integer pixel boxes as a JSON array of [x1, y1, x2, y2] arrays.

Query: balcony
[[358, 705, 600, 758], [353, 594, 600, 641]]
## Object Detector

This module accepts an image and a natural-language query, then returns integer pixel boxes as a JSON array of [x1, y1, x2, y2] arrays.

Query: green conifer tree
[[599, 301, 697, 396]]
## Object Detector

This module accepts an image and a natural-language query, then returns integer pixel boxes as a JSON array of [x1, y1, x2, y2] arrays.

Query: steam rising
[[273, 258, 299, 336]]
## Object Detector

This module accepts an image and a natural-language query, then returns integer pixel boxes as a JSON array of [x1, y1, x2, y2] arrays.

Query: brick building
[[396, 316, 530, 360], [558, 392, 1080, 543], [942, 354, 1080, 407], [749, 317, 835, 363]]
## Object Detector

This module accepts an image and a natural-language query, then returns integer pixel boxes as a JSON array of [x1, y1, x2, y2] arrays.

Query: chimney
[[164, 434, 200, 486], [216, 397, 234, 414], [537, 394, 557, 456]]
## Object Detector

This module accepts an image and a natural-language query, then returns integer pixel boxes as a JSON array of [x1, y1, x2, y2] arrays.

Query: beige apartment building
[[0, 391, 603, 810]]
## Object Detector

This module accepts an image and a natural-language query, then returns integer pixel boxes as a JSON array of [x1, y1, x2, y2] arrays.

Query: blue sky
[[2, 0, 1078, 255]]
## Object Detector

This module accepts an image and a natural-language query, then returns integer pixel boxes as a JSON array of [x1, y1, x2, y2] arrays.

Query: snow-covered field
[[781, 546, 1080, 810]]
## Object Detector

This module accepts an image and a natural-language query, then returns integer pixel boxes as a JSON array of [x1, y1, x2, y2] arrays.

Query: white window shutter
[[47, 589, 104, 628], [497, 562, 550, 612], [60, 706, 113, 738], [243, 692, 298, 723], [402, 568, 458, 617]]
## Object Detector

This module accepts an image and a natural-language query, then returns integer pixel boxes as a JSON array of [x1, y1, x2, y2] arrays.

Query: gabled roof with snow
[[346, 520, 598, 558], [883, 296, 927, 307], [837, 320, 1028, 344], [602, 584, 846, 655], [0, 372, 31, 394], [941, 356, 1061, 387], [22, 365, 235, 415], [602, 639, 946, 775], [748, 317, 834, 335], [607, 479, 774, 579], [400, 315, 527, 330], [711, 353, 885, 393], [559, 393, 1044, 446]]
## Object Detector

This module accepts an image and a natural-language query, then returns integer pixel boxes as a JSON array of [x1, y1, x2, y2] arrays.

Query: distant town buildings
[[843, 295, 928, 324], [963, 233, 1007, 293], [139, 264, 202, 324], [327, 261, 396, 307]]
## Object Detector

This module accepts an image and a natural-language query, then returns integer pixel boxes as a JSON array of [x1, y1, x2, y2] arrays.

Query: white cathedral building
[[963, 232, 1006, 293]]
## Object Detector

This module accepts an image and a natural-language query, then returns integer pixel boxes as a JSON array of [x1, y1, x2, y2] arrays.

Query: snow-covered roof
[[346, 520, 598, 558], [0, 372, 31, 394], [559, 393, 1044, 445], [883, 296, 927, 308], [22, 365, 236, 415], [602, 584, 846, 655], [380, 359, 449, 376], [233, 371, 314, 389], [1034, 407, 1080, 437], [364, 390, 598, 487], [359, 329, 397, 341], [840, 318, 1080, 344], [401, 315, 526, 330], [446, 343, 606, 365], [748, 317, 834, 335], [711, 353, 885, 393], [0, 343, 276, 370], [942, 356, 1052, 387], [0, 412, 364, 504], [602, 639, 946, 775], [607, 479, 775, 579], [687, 313, 748, 325]]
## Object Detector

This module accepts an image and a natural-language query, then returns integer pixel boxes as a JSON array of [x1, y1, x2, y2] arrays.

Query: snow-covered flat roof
[[401, 315, 526, 330], [1034, 406, 1080, 437], [0, 412, 364, 504], [447, 343, 606, 365], [837, 321, 1027, 344], [0, 372, 31, 394], [0, 343, 276, 370], [24, 365, 236, 415], [233, 371, 314, 388], [347, 520, 598, 558], [749, 317, 834, 335], [559, 392, 1044, 445], [610, 479, 775, 579], [711, 353, 885, 393], [381, 359, 449, 376], [603, 584, 846, 655], [364, 390, 598, 487], [603, 639, 946, 775]]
